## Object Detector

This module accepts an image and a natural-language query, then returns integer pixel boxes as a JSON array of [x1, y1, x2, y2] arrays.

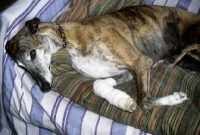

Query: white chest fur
[[67, 46, 128, 79], [71, 55, 128, 79]]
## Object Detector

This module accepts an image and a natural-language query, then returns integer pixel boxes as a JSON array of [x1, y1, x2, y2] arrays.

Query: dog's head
[[6, 18, 61, 92]]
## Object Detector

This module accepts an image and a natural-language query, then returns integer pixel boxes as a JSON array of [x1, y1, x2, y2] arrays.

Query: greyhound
[[6, 5, 200, 112]]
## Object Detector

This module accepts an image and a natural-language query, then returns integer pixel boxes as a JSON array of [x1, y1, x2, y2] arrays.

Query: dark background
[[0, 0, 16, 12]]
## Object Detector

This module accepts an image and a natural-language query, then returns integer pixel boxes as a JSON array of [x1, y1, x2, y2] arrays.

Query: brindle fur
[[5, 5, 200, 110]]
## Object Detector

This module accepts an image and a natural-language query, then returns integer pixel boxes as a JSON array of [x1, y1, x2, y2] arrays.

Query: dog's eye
[[30, 50, 36, 60]]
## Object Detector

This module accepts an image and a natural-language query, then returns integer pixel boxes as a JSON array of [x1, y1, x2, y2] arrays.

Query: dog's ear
[[25, 18, 40, 35], [5, 40, 18, 61]]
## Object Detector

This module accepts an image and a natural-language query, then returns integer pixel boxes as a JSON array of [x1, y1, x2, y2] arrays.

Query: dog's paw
[[155, 92, 188, 106], [170, 92, 188, 105], [124, 98, 137, 112], [139, 97, 155, 110]]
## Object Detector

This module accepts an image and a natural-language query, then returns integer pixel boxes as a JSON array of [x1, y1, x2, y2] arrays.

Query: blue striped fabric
[[145, 0, 154, 5], [51, 95, 64, 133], [177, 0, 192, 10], [2, 57, 16, 134], [94, 116, 101, 135], [30, 85, 46, 127], [111, 121, 127, 135], [145, 0, 200, 13], [62, 101, 74, 133], [65, 103, 86, 135], [5, 0, 41, 40], [0, 102, 2, 132], [36, 0, 70, 21], [40, 129, 53, 135], [1, 0, 200, 135]]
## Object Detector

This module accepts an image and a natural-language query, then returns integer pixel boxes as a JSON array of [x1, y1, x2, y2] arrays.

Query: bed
[[1, 0, 200, 135]]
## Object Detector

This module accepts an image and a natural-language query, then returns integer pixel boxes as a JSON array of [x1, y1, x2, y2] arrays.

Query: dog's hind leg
[[115, 72, 134, 85], [127, 55, 155, 110], [154, 92, 188, 106]]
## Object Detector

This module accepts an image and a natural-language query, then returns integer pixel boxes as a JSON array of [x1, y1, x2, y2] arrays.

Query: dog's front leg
[[93, 78, 137, 112]]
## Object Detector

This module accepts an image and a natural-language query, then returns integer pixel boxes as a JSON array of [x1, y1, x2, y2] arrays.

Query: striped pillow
[[51, 50, 200, 135], [56, 0, 145, 21]]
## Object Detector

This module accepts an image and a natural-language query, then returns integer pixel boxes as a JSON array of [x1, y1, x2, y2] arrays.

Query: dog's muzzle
[[18, 65, 51, 92], [39, 80, 51, 93], [31, 72, 51, 93], [27, 69, 52, 92], [32, 75, 51, 92]]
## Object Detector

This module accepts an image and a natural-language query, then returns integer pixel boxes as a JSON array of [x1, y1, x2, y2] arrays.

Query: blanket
[[1, 0, 200, 135]]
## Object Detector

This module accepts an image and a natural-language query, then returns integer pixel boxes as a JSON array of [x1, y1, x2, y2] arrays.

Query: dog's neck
[[56, 23, 67, 48], [38, 22, 69, 54]]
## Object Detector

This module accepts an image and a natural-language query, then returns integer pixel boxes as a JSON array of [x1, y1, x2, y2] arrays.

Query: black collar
[[57, 23, 67, 48]]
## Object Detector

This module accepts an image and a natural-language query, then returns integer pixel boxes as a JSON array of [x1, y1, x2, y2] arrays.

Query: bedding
[[1, 0, 200, 135]]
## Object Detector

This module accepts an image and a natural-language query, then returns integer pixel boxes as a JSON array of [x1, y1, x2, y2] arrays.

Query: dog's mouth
[[18, 65, 51, 92], [37, 79, 51, 93], [32, 75, 51, 92], [34, 74, 51, 92]]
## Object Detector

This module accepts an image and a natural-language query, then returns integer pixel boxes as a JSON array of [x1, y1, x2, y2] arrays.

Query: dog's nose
[[41, 81, 51, 93]]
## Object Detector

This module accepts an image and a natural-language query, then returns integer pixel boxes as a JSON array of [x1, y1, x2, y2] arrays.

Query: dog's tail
[[170, 43, 200, 66]]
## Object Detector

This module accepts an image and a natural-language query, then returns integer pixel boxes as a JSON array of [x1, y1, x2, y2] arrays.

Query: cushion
[[51, 49, 200, 135], [56, 0, 145, 21]]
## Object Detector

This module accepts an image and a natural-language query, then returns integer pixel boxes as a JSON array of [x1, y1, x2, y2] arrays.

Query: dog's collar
[[57, 23, 67, 48]]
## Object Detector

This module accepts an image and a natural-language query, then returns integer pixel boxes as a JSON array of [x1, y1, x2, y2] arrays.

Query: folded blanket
[[2, 0, 200, 135]]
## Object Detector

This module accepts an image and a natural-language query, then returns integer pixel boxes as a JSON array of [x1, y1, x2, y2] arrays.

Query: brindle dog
[[5, 5, 200, 112]]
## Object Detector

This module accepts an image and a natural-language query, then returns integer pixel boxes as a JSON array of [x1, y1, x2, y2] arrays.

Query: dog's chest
[[71, 55, 128, 79]]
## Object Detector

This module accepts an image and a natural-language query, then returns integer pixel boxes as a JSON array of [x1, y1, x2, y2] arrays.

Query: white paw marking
[[154, 92, 188, 106]]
